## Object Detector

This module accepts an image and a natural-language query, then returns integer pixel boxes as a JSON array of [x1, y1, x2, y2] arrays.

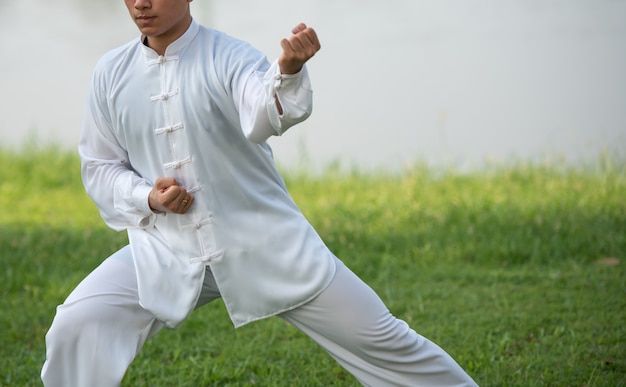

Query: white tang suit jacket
[[78, 20, 336, 328]]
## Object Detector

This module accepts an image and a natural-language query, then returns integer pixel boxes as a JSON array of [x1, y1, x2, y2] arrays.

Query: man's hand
[[278, 23, 321, 75], [149, 177, 194, 214]]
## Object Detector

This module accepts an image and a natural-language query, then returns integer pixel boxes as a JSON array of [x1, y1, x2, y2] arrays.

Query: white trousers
[[41, 246, 477, 386]]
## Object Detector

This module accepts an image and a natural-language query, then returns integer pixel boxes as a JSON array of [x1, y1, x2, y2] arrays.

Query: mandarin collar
[[141, 19, 199, 59]]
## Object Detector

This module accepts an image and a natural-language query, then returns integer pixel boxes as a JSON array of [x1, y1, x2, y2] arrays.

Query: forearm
[[78, 100, 156, 231], [80, 154, 155, 231], [242, 60, 313, 144]]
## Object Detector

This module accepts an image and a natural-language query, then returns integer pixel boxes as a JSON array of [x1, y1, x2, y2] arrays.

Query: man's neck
[[143, 16, 193, 56]]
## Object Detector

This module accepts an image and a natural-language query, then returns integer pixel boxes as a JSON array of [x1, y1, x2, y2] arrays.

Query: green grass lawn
[[1, 148, 624, 386]]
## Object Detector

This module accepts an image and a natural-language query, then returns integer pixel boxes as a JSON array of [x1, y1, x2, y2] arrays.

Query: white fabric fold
[[79, 19, 335, 328]]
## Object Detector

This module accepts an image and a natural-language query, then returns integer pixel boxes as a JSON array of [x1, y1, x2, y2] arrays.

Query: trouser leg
[[41, 237, 225, 387], [41, 245, 223, 387], [41, 246, 164, 387], [280, 259, 478, 387]]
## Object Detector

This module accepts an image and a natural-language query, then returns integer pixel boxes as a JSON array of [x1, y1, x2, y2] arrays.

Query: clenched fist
[[278, 23, 321, 75], [148, 177, 194, 214]]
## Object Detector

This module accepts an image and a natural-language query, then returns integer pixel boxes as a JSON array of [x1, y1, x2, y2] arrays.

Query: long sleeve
[[72, 22, 337, 329], [239, 59, 313, 144], [78, 75, 156, 232]]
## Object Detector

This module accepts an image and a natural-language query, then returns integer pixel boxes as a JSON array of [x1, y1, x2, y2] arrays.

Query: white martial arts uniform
[[41, 19, 478, 386]]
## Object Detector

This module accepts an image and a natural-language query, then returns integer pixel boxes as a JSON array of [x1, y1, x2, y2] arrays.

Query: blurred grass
[[0, 147, 624, 386]]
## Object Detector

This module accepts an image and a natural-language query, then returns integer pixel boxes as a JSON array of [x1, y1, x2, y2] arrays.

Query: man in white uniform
[[41, 0, 478, 386]]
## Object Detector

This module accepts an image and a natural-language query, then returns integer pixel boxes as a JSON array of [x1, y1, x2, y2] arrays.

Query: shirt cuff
[[264, 60, 313, 135], [134, 183, 158, 229]]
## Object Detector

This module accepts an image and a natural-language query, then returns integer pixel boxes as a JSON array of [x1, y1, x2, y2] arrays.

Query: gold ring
[[182, 199, 188, 204]]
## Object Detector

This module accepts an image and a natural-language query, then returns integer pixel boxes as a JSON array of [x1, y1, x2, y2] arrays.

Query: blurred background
[[1, 0, 624, 173]]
